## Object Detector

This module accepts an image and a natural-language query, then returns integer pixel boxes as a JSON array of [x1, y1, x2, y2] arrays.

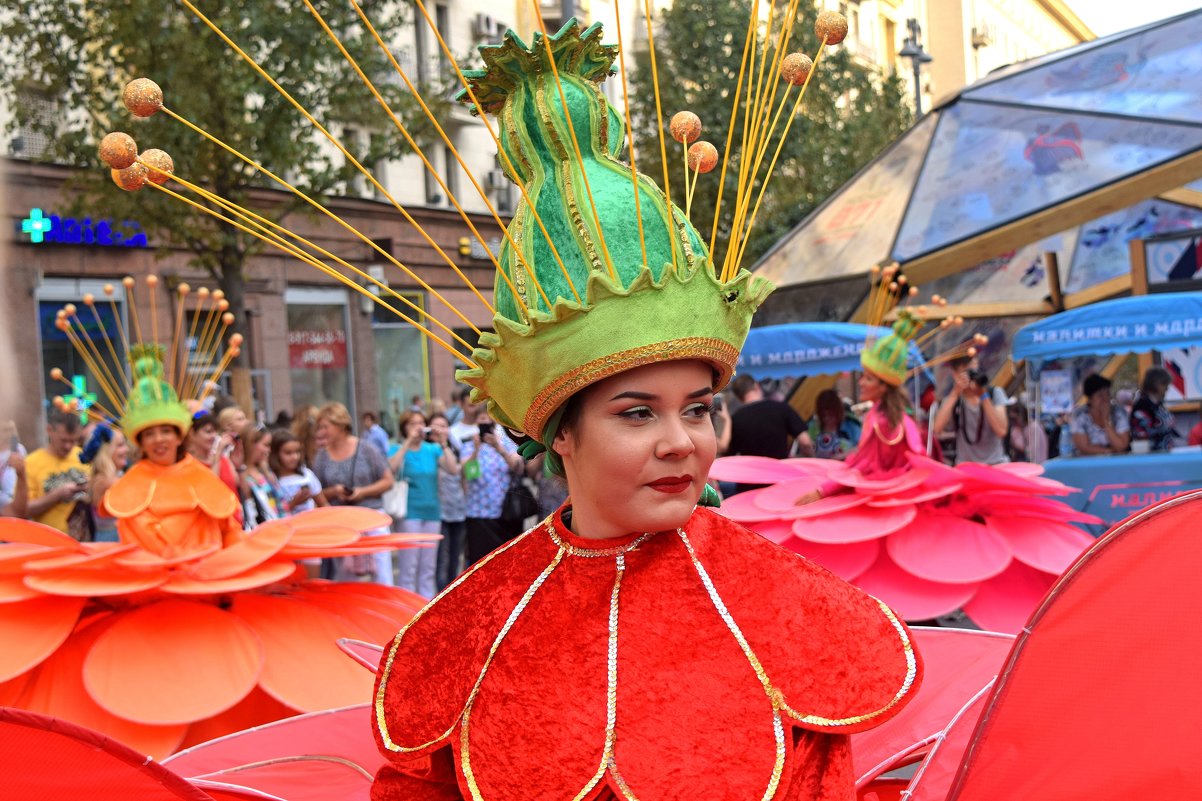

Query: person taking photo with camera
[[931, 355, 1010, 465]]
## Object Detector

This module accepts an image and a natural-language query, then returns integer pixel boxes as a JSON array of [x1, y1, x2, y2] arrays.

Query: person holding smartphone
[[0, 426, 28, 518], [24, 409, 91, 534], [459, 413, 524, 565]]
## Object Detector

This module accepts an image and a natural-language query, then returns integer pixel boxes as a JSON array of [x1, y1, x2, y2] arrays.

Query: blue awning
[[1013, 292, 1202, 372], [737, 322, 928, 380]]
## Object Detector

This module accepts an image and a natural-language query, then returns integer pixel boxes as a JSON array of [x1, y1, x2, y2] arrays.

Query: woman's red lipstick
[[648, 475, 693, 494]]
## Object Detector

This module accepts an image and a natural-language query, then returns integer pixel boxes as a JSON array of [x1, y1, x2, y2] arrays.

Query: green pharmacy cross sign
[[64, 374, 98, 423], [21, 208, 53, 243]]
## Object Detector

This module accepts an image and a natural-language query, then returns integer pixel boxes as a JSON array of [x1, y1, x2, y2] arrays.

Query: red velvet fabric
[[373, 507, 920, 800]]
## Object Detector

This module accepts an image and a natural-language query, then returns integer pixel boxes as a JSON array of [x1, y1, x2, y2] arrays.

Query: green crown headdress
[[51, 276, 243, 440], [100, 4, 850, 445]]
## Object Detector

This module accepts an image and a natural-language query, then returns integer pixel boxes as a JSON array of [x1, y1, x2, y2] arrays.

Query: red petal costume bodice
[[373, 506, 920, 800]]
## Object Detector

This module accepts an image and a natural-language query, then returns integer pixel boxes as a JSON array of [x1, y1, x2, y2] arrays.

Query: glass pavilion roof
[[754, 9, 1202, 304]]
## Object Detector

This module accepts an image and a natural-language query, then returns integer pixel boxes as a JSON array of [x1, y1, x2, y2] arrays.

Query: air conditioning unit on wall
[[971, 23, 995, 49], [473, 13, 501, 40]]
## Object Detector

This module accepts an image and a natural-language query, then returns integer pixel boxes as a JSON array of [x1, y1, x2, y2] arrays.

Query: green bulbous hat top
[[455, 19, 772, 443], [121, 343, 192, 441], [861, 310, 921, 387]]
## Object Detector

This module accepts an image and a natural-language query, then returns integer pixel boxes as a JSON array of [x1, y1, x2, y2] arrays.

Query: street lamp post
[[898, 18, 933, 115]]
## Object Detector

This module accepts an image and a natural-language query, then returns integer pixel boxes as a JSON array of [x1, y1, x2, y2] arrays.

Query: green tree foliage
[[628, 0, 912, 271], [1, 0, 442, 396]]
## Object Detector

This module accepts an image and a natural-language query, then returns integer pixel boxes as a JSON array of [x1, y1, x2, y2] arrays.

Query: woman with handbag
[[313, 402, 394, 584], [460, 413, 524, 565], [389, 411, 453, 598]]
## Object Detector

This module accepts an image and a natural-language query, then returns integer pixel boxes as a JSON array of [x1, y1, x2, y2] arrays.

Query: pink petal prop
[[337, 639, 385, 672], [991, 462, 1045, 478], [84, 600, 265, 725], [886, 515, 1012, 584], [115, 543, 222, 570], [23, 543, 139, 572], [712, 490, 783, 523], [752, 477, 827, 511], [746, 519, 796, 544], [24, 567, 170, 597], [962, 562, 1055, 634], [841, 469, 931, 495], [0, 595, 85, 682], [971, 492, 1102, 524], [985, 516, 1093, 575], [782, 536, 880, 581], [707, 455, 818, 484], [794, 504, 916, 544], [905, 453, 964, 484], [187, 521, 294, 581], [867, 482, 964, 508], [784, 492, 869, 520], [855, 554, 978, 621], [0, 518, 80, 548], [162, 560, 300, 595], [956, 462, 1072, 496]]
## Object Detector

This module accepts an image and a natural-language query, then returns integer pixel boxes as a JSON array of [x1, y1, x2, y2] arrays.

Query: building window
[[285, 288, 354, 416], [372, 291, 429, 434]]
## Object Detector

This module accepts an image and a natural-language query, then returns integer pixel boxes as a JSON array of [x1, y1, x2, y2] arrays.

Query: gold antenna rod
[[640, 0, 678, 275], [57, 322, 125, 413], [154, 162, 478, 354], [64, 308, 127, 410], [611, 0, 650, 271], [405, 0, 583, 305], [303, 0, 550, 313], [149, 181, 478, 365], [177, 0, 500, 323], [82, 294, 130, 394], [124, 277, 144, 347], [166, 283, 189, 389], [709, 0, 760, 260]]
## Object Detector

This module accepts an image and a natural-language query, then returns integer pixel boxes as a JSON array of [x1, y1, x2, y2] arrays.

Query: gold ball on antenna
[[50, 368, 64, 381], [815, 11, 849, 45], [111, 162, 149, 192], [140, 149, 174, 185], [687, 141, 719, 174], [123, 78, 164, 118], [99, 132, 138, 170], [669, 111, 702, 144], [779, 53, 813, 86]]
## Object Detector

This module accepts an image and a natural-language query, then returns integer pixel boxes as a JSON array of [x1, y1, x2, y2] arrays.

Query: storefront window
[[373, 293, 429, 435], [36, 280, 127, 422], [286, 290, 353, 415]]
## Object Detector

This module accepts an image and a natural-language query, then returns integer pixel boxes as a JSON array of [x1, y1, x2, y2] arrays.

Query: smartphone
[[478, 422, 494, 437], [8, 435, 17, 452]]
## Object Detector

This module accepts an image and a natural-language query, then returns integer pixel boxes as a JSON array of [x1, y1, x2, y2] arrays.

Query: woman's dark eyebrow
[[609, 387, 713, 401]]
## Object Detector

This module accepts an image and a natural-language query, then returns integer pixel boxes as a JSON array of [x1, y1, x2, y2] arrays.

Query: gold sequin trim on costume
[[525, 337, 738, 438], [546, 518, 656, 557], [375, 519, 549, 753]]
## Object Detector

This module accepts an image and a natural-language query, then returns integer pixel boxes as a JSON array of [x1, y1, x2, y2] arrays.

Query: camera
[[967, 370, 989, 388]]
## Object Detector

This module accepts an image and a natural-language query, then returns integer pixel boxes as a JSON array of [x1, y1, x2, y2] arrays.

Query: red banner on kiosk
[[288, 330, 347, 369]]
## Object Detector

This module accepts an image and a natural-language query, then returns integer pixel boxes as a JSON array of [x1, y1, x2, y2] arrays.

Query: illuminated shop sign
[[19, 207, 149, 248]]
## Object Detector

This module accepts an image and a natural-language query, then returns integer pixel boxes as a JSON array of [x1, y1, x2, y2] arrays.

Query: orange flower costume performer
[[355, 18, 919, 801], [714, 286, 1101, 634], [0, 281, 435, 759]]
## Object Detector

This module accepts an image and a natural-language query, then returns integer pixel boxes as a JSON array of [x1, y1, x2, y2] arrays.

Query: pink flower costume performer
[[715, 306, 1100, 633]]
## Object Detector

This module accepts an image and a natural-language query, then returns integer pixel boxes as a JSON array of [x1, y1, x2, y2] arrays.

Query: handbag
[[383, 478, 408, 518], [501, 472, 538, 524]]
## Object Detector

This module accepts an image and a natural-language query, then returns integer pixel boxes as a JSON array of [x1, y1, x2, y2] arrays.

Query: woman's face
[[403, 414, 425, 439], [858, 371, 886, 403], [188, 423, 218, 458], [223, 409, 248, 433], [111, 431, 129, 470], [552, 360, 716, 539], [250, 433, 272, 466], [316, 416, 344, 448], [140, 425, 183, 466], [278, 440, 303, 473], [430, 416, 449, 441]]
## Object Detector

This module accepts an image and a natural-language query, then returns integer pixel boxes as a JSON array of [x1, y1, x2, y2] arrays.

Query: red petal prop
[[794, 504, 916, 544], [0, 595, 84, 682], [886, 515, 1012, 584], [84, 600, 265, 725]]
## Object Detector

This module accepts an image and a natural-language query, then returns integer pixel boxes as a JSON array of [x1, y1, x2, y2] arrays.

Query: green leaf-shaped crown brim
[[456, 18, 618, 115], [458, 266, 773, 443]]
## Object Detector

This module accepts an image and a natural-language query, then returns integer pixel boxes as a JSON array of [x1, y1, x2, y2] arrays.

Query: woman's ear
[[550, 426, 573, 460]]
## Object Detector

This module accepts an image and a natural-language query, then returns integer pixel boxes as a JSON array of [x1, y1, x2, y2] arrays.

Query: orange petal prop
[[115, 542, 222, 570], [84, 599, 265, 725], [230, 594, 375, 712], [0, 543, 74, 574], [162, 560, 298, 595], [13, 612, 188, 759], [176, 685, 297, 753], [24, 567, 170, 597], [23, 542, 139, 572], [282, 524, 361, 549], [286, 505, 390, 531], [0, 595, 85, 682], [290, 588, 411, 645], [0, 518, 81, 548], [0, 574, 44, 603], [187, 519, 294, 580]]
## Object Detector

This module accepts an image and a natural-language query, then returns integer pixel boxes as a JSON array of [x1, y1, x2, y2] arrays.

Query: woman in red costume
[[713, 308, 1100, 634], [371, 17, 919, 801]]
